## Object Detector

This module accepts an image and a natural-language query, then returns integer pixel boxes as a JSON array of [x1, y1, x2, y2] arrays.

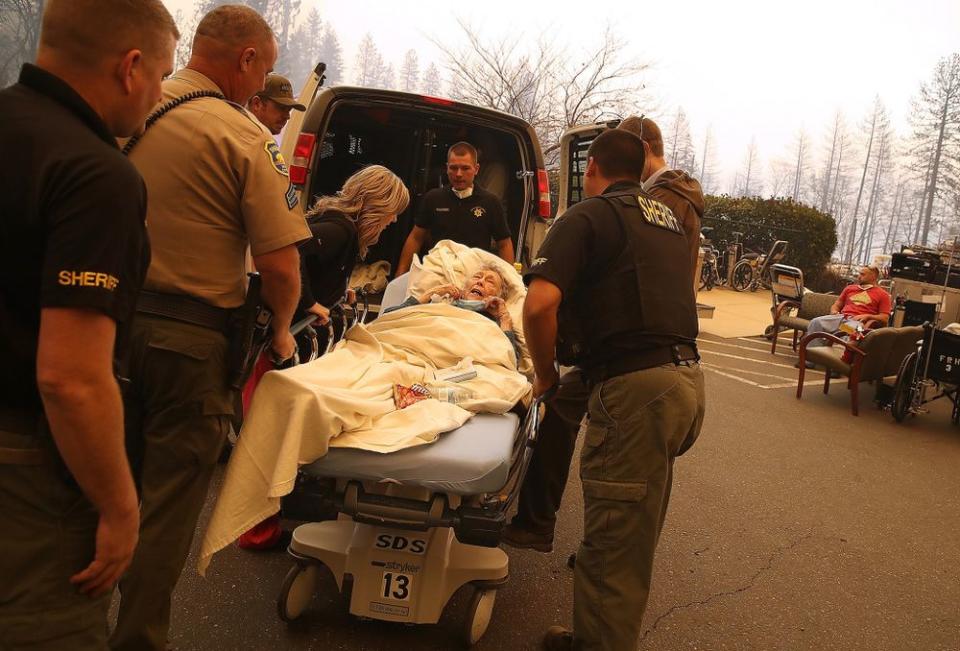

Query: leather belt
[[0, 429, 46, 466], [0, 445, 45, 465], [136, 291, 232, 332], [583, 343, 700, 386]]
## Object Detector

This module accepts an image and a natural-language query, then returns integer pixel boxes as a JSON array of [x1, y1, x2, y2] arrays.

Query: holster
[[134, 275, 273, 391], [226, 272, 273, 390]]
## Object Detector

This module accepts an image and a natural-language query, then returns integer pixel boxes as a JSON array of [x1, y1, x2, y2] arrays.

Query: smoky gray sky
[[164, 0, 960, 190]]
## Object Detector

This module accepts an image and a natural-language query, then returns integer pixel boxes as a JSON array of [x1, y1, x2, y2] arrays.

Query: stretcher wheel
[[892, 352, 917, 423], [463, 587, 497, 647], [277, 563, 318, 622]]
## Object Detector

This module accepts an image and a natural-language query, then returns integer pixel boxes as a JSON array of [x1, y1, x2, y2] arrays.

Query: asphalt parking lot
[[147, 329, 960, 651]]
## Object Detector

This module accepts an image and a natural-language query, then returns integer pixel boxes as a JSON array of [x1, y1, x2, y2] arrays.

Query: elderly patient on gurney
[[384, 265, 521, 361], [198, 244, 531, 573]]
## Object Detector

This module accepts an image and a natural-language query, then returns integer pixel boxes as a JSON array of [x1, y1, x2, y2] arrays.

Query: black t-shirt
[[414, 185, 510, 251], [297, 210, 359, 314], [0, 64, 150, 413]]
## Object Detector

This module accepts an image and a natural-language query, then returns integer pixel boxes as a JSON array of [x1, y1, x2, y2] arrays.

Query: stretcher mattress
[[300, 412, 520, 496]]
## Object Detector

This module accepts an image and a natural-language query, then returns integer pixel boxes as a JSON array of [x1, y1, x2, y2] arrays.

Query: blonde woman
[[238, 166, 409, 551], [298, 165, 410, 324]]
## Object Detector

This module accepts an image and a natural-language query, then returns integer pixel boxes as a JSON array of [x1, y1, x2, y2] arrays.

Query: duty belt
[[583, 343, 700, 386], [136, 291, 232, 332], [0, 409, 47, 465]]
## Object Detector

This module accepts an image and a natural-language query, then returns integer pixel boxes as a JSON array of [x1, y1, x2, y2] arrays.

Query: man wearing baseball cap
[[247, 73, 305, 135]]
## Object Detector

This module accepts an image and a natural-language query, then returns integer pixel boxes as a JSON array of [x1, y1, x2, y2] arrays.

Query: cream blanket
[[408, 239, 533, 377], [198, 303, 530, 574]]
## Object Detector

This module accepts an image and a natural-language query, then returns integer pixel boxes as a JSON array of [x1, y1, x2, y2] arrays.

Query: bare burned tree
[[0, 0, 45, 86], [734, 138, 761, 197], [435, 21, 650, 166], [422, 62, 442, 96], [699, 126, 719, 195], [909, 53, 960, 246], [666, 107, 697, 173], [399, 49, 420, 93], [790, 129, 810, 203]]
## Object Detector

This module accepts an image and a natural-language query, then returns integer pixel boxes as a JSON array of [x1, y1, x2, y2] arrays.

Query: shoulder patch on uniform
[[285, 184, 299, 210], [265, 141, 289, 177]]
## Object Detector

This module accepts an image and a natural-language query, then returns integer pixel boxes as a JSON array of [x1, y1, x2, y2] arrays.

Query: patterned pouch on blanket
[[394, 383, 432, 409]]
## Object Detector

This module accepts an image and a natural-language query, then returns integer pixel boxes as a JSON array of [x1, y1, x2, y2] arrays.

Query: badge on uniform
[[265, 141, 289, 177], [472, 206, 486, 219], [285, 184, 299, 210]]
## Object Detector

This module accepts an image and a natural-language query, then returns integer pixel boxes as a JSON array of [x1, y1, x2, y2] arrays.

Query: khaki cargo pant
[[573, 363, 705, 651], [110, 316, 235, 651], [0, 431, 109, 650]]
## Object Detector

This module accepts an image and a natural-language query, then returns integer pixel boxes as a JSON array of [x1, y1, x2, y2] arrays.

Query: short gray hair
[[477, 263, 509, 298], [194, 4, 274, 49]]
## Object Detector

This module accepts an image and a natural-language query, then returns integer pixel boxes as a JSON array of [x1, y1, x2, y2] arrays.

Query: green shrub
[[702, 195, 837, 290]]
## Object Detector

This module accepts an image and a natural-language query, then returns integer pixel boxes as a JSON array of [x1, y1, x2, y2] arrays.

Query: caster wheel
[[463, 588, 496, 647], [278, 563, 318, 622]]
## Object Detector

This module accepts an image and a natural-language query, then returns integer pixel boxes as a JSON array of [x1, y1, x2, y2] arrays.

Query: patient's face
[[463, 269, 504, 300]]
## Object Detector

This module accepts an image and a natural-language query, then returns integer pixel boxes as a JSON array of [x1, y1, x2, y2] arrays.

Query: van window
[[308, 102, 530, 273], [567, 136, 593, 208]]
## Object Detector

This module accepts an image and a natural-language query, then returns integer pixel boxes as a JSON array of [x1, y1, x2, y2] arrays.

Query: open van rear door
[[556, 122, 619, 217], [527, 122, 614, 257], [279, 62, 327, 162]]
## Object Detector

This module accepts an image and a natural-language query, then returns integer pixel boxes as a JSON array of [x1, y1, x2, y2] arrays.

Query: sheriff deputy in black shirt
[[523, 129, 706, 651], [0, 1, 177, 648], [396, 141, 513, 275]]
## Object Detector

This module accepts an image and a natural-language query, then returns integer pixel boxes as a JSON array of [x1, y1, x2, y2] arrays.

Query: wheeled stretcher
[[276, 273, 541, 647]]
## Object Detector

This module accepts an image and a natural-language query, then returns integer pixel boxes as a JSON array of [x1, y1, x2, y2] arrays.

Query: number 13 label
[[381, 572, 412, 601]]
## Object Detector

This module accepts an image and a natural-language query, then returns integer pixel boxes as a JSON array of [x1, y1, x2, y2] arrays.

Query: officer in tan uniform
[[110, 6, 310, 651]]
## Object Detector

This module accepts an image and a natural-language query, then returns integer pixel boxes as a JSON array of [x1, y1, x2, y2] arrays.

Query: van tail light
[[289, 133, 316, 186], [421, 95, 455, 107], [537, 169, 551, 218]]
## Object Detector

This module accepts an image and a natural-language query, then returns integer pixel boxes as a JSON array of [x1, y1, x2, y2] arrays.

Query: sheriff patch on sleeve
[[265, 141, 289, 177], [285, 183, 299, 210]]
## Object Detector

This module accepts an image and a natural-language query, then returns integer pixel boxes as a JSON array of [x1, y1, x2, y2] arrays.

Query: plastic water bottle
[[434, 386, 475, 404]]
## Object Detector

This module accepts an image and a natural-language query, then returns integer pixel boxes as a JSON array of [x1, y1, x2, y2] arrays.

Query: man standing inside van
[[396, 141, 513, 275]]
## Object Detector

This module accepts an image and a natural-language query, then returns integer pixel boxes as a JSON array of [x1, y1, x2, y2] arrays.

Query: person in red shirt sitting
[[806, 265, 892, 350]]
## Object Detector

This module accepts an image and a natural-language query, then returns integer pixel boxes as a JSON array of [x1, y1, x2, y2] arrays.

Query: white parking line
[[701, 363, 804, 381], [698, 348, 804, 371], [735, 336, 776, 347], [699, 338, 797, 360], [702, 364, 822, 389]]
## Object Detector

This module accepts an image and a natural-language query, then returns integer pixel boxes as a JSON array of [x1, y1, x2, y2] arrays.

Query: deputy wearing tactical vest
[[524, 129, 706, 651]]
